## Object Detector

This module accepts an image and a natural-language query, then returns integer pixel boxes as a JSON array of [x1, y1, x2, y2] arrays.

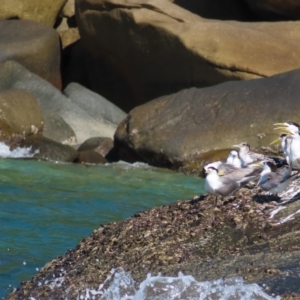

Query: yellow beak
[[273, 123, 287, 126], [273, 128, 292, 134], [270, 138, 280, 146]]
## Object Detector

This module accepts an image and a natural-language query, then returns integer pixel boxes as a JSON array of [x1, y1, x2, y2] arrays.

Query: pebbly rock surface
[[113, 68, 300, 173], [6, 177, 300, 299], [0, 0, 67, 27], [75, 0, 300, 111], [0, 20, 62, 90]]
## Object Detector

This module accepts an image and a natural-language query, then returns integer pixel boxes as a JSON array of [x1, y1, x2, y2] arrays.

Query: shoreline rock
[[6, 178, 300, 299]]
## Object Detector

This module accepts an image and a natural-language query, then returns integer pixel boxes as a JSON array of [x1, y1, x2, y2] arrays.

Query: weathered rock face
[[0, 0, 67, 26], [6, 181, 300, 299], [114, 68, 300, 172], [0, 90, 43, 144], [244, 0, 300, 20], [75, 0, 300, 111], [0, 20, 62, 90]]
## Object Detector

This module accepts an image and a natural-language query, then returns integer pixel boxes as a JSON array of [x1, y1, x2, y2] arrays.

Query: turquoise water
[[0, 159, 204, 298]]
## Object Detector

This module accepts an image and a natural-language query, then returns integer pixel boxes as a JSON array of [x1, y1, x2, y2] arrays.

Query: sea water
[[0, 145, 203, 298], [0, 144, 281, 299]]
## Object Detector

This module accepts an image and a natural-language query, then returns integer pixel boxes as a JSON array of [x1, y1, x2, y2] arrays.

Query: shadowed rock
[[244, 0, 300, 20]]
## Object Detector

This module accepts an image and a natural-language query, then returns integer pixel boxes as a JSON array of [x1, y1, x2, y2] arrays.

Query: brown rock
[[244, 0, 300, 20], [75, 150, 107, 164], [75, 0, 300, 111], [0, 20, 62, 90], [0, 90, 43, 144], [77, 137, 114, 157], [114, 68, 300, 172], [0, 0, 67, 26]]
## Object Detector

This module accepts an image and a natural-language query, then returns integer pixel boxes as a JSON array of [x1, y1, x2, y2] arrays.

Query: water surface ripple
[[0, 159, 204, 297]]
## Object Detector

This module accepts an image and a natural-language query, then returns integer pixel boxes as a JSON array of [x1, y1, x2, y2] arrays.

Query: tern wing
[[217, 177, 239, 196], [258, 173, 280, 191]]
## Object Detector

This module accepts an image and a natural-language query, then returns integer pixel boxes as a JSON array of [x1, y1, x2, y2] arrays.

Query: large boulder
[[0, 90, 43, 144], [0, 20, 62, 90], [63, 82, 127, 132], [0, 61, 125, 145], [114, 68, 300, 172], [0, 61, 76, 145], [75, 0, 300, 111], [244, 0, 300, 20], [0, 0, 67, 26]]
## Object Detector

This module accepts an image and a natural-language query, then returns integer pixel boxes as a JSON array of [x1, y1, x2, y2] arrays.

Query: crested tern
[[205, 166, 240, 200], [218, 163, 261, 184], [226, 150, 242, 168], [274, 122, 300, 170]]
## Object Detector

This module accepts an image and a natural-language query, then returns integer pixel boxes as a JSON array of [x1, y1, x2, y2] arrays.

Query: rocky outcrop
[[0, 20, 62, 90], [0, 0, 67, 26], [0, 61, 125, 146], [0, 90, 43, 144], [75, 0, 300, 111], [6, 180, 300, 299], [113, 68, 300, 173], [244, 0, 300, 20]]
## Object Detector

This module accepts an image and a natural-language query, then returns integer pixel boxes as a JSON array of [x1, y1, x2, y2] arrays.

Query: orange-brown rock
[[75, 0, 300, 111]]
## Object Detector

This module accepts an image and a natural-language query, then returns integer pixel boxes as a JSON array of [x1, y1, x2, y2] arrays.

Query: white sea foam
[[0, 142, 38, 158], [42, 268, 279, 300], [106, 161, 151, 170]]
